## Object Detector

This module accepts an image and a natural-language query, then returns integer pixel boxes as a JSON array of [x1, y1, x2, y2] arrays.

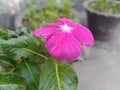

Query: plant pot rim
[[83, 0, 120, 18]]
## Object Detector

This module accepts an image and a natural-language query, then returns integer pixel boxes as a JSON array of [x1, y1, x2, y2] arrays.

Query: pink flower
[[33, 18, 94, 62]]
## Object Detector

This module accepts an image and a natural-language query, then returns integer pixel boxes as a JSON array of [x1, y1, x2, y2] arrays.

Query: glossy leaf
[[15, 60, 41, 90], [0, 26, 30, 40], [0, 73, 26, 90], [39, 59, 78, 90], [15, 26, 30, 36], [0, 56, 16, 69], [0, 29, 8, 40], [0, 35, 46, 63]]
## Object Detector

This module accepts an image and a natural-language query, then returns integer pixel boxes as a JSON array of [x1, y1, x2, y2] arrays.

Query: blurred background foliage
[[89, 0, 120, 14], [23, 0, 75, 30]]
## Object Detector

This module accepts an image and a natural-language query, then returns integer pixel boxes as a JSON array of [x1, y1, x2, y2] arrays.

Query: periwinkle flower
[[33, 18, 94, 62]]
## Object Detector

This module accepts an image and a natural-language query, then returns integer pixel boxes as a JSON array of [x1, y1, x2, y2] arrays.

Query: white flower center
[[61, 24, 72, 32]]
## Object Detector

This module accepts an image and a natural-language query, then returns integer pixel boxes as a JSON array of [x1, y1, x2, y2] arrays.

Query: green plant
[[23, 0, 75, 30], [90, 0, 120, 14], [0, 27, 78, 90], [96, 0, 108, 10], [0, 73, 26, 90]]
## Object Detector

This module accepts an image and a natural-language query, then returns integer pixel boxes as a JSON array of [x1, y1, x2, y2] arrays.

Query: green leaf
[[15, 26, 30, 36], [39, 59, 78, 90], [7, 26, 30, 39], [15, 60, 41, 90], [0, 56, 16, 69], [0, 35, 47, 63], [0, 29, 8, 40], [96, 0, 108, 10], [7, 30, 18, 39], [0, 73, 26, 90]]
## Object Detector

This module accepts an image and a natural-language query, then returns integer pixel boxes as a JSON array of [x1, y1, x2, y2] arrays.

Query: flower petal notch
[[33, 18, 94, 62]]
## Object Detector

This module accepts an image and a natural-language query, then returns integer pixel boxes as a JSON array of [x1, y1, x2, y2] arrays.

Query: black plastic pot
[[84, 0, 120, 40]]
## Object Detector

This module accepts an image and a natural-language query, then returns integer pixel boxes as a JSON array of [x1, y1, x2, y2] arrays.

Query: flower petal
[[72, 24, 94, 46], [46, 32, 82, 62], [32, 26, 58, 39], [44, 23, 60, 28], [57, 18, 75, 27]]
